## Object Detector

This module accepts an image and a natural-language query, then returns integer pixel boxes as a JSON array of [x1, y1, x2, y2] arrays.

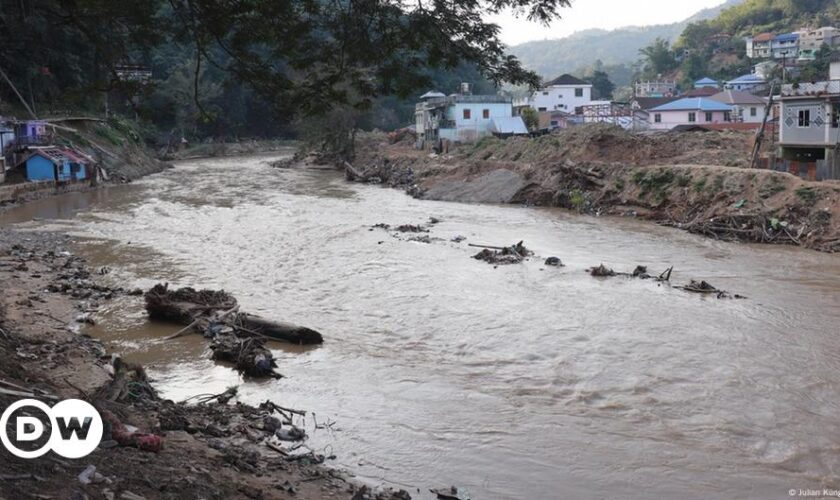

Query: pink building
[[648, 98, 733, 130]]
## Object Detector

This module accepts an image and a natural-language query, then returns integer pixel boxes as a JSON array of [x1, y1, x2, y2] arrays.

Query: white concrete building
[[415, 87, 514, 146], [709, 90, 768, 124], [529, 74, 592, 113]]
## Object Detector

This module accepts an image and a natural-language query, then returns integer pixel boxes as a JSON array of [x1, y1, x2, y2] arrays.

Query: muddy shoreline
[[342, 126, 840, 253], [0, 228, 410, 500]]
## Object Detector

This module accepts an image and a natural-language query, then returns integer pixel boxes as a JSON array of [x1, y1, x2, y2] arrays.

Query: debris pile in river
[[471, 241, 533, 265], [585, 264, 745, 299], [144, 284, 323, 378], [677, 280, 746, 299]]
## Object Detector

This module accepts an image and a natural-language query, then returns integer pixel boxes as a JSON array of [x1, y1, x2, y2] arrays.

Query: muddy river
[[3, 153, 840, 499]]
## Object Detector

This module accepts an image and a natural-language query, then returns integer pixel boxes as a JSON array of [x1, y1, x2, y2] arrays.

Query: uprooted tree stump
[[471, 241, 533, 265], [144, 284, 323, 378]]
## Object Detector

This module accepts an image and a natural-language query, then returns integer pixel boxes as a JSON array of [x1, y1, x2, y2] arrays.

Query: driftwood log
[[143, 284, 323, 378]]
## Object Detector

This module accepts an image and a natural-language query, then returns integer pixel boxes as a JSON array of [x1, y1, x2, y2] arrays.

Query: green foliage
[[569, 189, 585, 211], [638, 38, 678, 78], [633, 168, 675, 200], [676, 173, 692, 187], [0, 0, 574, 142], [519, 107, 539, 131], [693, 177, 708, 193], [588, 70, 615, 99], [795, 186, 818, 205]]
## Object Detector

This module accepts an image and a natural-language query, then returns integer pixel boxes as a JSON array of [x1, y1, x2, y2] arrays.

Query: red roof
[[753, 32, 774, 42]]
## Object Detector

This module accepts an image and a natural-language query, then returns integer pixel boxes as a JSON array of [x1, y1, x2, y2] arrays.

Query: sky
[[493, 0, 728, 46]]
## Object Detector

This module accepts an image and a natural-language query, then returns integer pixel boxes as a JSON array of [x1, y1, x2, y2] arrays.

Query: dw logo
[[0, 399, 103, 459]]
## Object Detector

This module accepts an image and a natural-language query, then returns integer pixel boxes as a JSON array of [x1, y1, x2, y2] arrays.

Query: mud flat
[[0, 228, 409, 500]]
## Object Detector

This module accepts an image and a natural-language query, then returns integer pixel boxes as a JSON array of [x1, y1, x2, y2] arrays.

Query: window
[[724, 111, 731, 122], [798, 109, 810, 127], [542, 91, 549, 96], [482, 109, 490, 119], [575, 88, 583, 97], [833, 105, 840, 128], [654, 113, 662, 123], [750, 107, 757, 117], [705, 112, 713, 122], [538, 107, 547, 112], [463, 109, 471, 120], [688, 112, 696, 123]]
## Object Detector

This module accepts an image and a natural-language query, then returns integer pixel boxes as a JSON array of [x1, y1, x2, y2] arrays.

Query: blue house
[[694, 77, 719, 89], [724, 74, 767, 92], [16, 148, 89, 182]]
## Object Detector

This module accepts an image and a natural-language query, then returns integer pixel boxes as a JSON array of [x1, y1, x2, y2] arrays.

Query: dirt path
[[0, 229, 410, 500]]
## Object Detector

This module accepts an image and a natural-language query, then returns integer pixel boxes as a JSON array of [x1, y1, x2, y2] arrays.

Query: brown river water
[[3, 152, 840, 499]]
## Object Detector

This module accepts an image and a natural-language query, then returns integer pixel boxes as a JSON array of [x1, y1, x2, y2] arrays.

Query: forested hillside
[[0, 0, 541, 143], [507, 0, 745, 86]]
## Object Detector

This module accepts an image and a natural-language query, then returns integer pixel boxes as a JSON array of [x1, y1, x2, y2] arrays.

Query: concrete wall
[[779, 100, 832, 146], [530, 85, 592, 113], [649, 109, 730, 130], [443, 102, 512, 142], [0, 179, 94, 205]]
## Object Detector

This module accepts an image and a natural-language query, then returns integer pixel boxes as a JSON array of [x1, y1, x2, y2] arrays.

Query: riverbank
[[0, 228, 409, 500], [344, 125, 840, 253], [0, 118, 171, 210], [161, 139, 297, 161]]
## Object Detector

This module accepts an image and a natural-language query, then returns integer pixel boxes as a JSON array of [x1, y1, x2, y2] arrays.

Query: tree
[[680, 52, 708, 87], [800, 43, 835, 82], [520, 107, 539, 131], [638, 38, 677, 78], [589, 70, 614, 100], [1, 0, 573, 118]]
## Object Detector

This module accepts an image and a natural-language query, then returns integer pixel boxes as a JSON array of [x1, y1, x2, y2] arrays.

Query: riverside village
[[3, 1, 840, 500]]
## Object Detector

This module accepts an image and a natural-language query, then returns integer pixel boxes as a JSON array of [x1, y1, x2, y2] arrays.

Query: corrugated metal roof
[[727, 73, 765, 84], [695, 77, 718, 85], [490, 116, 528, 135], [709, 90, 767, 105], [649, 98, 734, 112], [773, 33, 799, 42]]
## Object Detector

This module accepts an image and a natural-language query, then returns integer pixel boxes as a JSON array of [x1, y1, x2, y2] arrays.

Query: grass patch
[[795, 186, 818, 205], [569, 189, 585, 211], [613, 178, 625, 191], [676, 173, 691, 187], [633, 168, 675, 198], [693, 177, 707, 193]]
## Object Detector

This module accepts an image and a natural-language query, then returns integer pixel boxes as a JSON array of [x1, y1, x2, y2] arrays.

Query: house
[[12, 120, 50, 148], [537, 110, 577, 130], [724, 73, 767, 92], [771, 33, 799, 60], [529, 74, 592, 113], [683, 86, 719, 98], [694, 77, 719, 89], [777, 72, 840, 163], [647, 98, 733, 130], [746, 33, 774, 59], [630, 96, 680, 112], [0, 120, 14, 156], [634, 80, 677, 98], [709, 90, 768, 123], [797, 27, 839, 61], [415, 85, 513, 146], [13, 148, 90, 182]]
